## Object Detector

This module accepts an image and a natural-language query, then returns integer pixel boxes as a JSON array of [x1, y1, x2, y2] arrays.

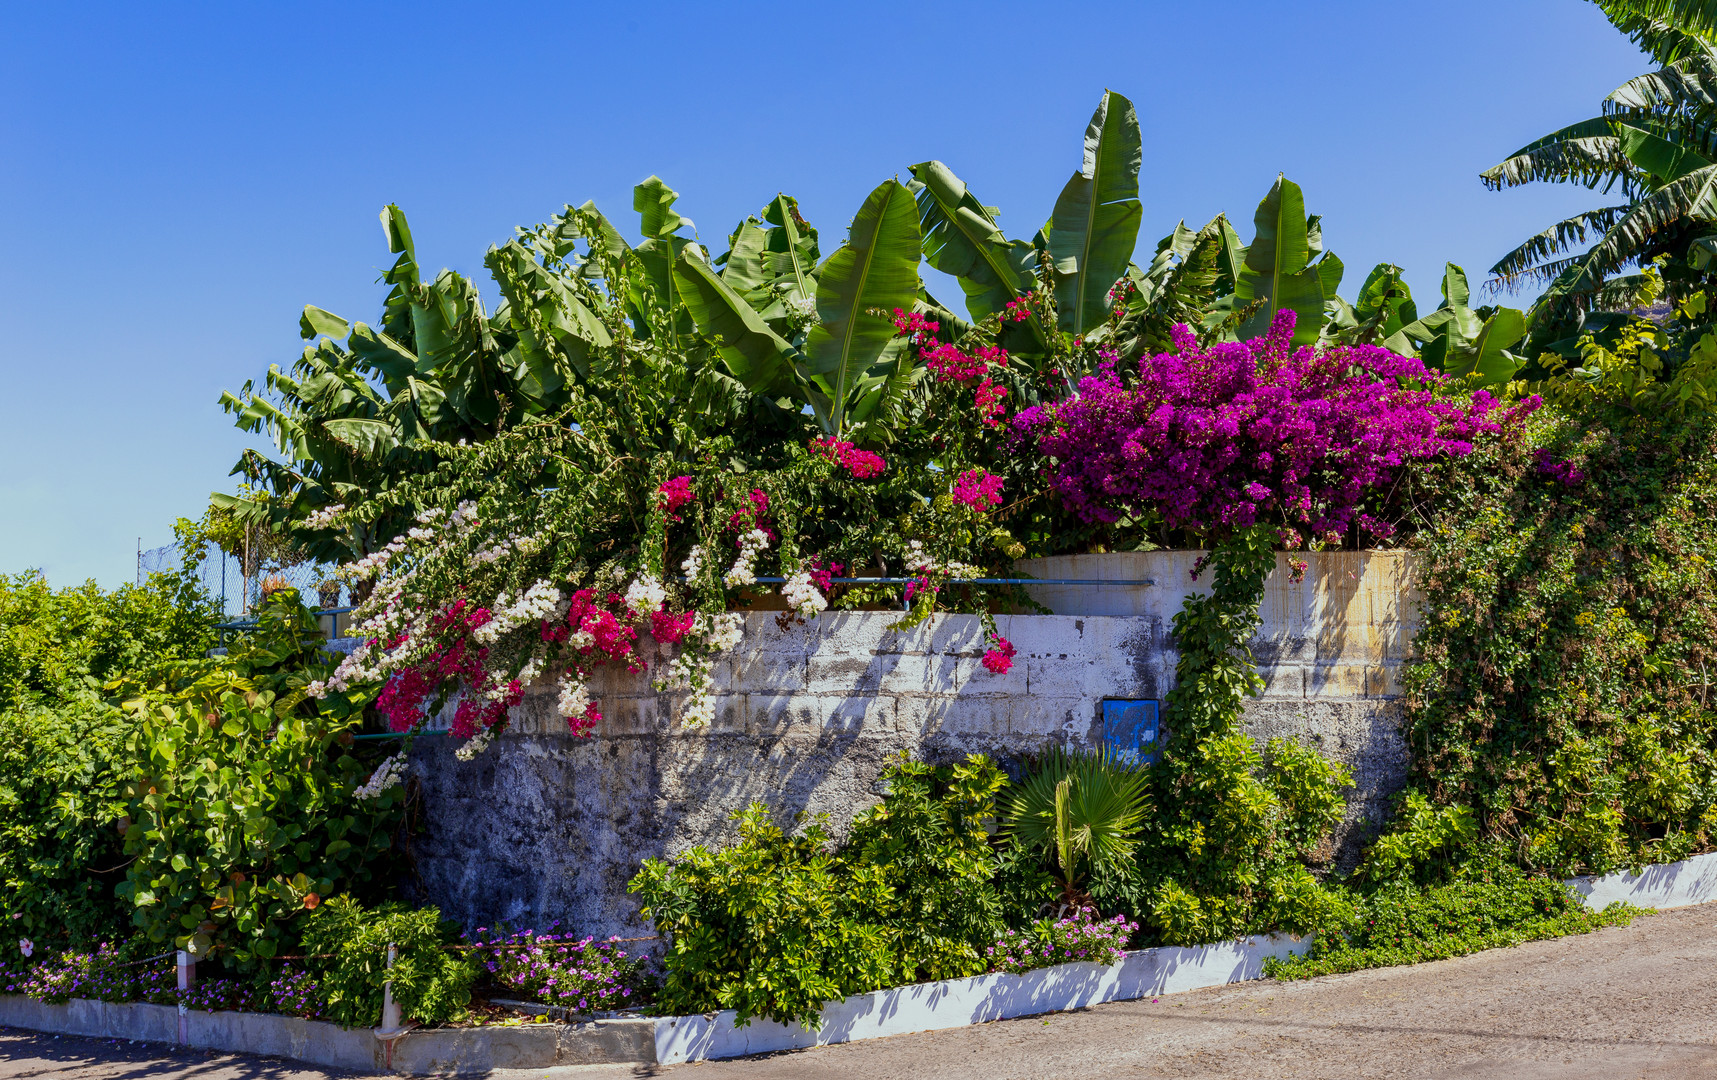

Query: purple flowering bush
[[4, 940, 323, 1018], [986, 908, 1138, 975], [1013, 311, 1537, 542], [467, 924, 657, 1016]]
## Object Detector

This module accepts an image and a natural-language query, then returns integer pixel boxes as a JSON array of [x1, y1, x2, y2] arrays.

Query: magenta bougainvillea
[[810, 437, 887, 479], [1012, 311, 1537, 540], [657, 475, 694, 519], [952, 468, 1004, 512]]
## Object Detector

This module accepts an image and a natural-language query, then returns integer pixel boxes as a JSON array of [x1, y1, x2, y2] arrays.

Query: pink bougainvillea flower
[[649, 608, 696, 644], [952, 469, 1004, 512], [657, 476, 694, 520], [810, 437, 887, 479], [974, 377, 1009, 427], [981, 636, 1016, 675]]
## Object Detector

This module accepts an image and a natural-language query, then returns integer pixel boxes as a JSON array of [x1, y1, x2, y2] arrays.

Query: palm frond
[[1487, 206, 1633, 292], [1480, 119, 1636, 192], [1000, 746, 1151, 879], [1594, 1, 1717, 64]]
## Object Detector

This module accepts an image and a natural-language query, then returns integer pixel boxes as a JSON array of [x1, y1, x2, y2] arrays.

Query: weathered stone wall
[[403, 551, 1419, 938]]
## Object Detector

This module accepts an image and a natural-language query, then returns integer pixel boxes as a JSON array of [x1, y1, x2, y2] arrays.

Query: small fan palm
[[1000, 746, 1151, 911]]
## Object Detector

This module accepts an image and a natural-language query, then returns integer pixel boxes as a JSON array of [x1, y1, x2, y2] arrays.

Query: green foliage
[[0, 570, 216, 715], [629, 755, 1010, 1029], [1266, 866, 1644, 980], [1122, 528, 1356, 945], [1403, 407, 1717, 876], [1350, 792, 1478, 890], [115, 590, 403, 963], [0, 569, 217, 948], [0, 707, 132, 946], [298, 895, 476, 1027], [999, 746, 1149, 905]]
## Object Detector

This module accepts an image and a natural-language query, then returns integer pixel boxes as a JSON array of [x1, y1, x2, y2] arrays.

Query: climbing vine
[[1402, 412, 1717, 876]]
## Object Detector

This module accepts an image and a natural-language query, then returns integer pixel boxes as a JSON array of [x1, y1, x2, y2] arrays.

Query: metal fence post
[[176, 950, 196, 1045], [381, 942, 400, 1032]]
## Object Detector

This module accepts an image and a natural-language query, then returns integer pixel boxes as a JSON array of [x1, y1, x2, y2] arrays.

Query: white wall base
[[652, 932, 1310, 1064], [1568, 850, 1717, 910]]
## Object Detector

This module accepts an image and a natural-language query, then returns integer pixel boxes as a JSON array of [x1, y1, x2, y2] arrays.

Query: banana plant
[[1230, 175, 1340, 347], [1397, 264, 1529, 384], [1048, 89, 1144, 339], [908, 159, 1049, 354], [674, 178, 924, 440]]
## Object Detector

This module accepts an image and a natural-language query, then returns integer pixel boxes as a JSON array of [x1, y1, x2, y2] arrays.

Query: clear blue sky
[[0, 0, 1646, 588]]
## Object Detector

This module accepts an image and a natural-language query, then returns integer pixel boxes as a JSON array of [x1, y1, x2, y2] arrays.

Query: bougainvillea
[[952, 469, 1005, 512], [657, 476, 694, 519], [1012, 311, 1536, 538], [811, 437, 887, 479]]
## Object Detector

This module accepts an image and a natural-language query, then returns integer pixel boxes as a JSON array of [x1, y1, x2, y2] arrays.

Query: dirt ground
[[4, 903, 1715, 1080]]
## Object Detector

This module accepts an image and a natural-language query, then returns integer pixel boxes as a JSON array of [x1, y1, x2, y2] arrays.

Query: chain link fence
[[137, 540, 347, 619]]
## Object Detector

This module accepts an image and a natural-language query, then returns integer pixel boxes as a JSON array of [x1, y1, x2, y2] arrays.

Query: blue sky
[[0, 1, 1646, 588]]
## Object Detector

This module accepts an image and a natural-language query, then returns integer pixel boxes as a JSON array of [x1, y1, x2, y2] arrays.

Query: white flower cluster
[[471, 541, 512, 565], [789, 294, 819, 321], [557, 670, 591, 718], [652, 611, 744, 730], [304, 503, 346, 530], [623, 573, 667, 616], [904, 540, 981, 579], [473, 580, 562, 645], [781, 570, 827, 617], [454, 725, 497, 761], [723, 529, 770, 588], [681, 545, 705, 579], [354, 752, 409, 799], [347, 534, 410, 581]]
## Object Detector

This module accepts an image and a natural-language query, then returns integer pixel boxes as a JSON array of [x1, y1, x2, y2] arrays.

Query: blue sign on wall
[[1102, 699, 1160, 765]]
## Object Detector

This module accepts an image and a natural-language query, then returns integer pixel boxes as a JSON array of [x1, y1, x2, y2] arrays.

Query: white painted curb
[[1567, 850, 1717, 910], [6, 852, 1715, 1071], [651, 932, 1311, 1064]]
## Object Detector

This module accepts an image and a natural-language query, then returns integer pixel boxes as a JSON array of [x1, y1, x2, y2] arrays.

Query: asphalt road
[[5, 903, 1715, 1080]]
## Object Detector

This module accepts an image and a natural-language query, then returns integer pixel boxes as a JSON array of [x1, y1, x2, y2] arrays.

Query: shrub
[[1405, 413, 1717, 875], [298, 896, 476, 1027], [115, 590, 404, 963], [986, 907, 1137, 974], [629, 754, 1011, 1028], [467, 925, 656, 1016], [1266, 866, 1644, 980], [0, 570, 217, 948]]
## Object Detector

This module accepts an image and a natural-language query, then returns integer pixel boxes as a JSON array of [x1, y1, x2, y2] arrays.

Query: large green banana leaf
[[673, 252, 799, 394], [1048, 90, 1143, 338], [630, 177, 701, 349], [803, 179, 922, 436], [1398, 264, 1526, 384], [761, 194, 819, 305], [908, 160, 1042, 332], [1233, 176, 1326, 346]]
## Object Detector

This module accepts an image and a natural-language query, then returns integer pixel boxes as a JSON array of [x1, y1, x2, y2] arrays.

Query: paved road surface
[[4, 903, 1715, 1079]]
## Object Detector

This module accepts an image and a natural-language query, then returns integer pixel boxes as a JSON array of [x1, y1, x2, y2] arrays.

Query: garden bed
[[7, 849, 1715, 1074]]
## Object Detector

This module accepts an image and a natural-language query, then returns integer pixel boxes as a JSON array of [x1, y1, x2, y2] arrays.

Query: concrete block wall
[[405, 551, 1419, 938]]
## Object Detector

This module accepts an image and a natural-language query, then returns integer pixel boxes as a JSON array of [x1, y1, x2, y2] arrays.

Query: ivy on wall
[[1405, 415, 1717, 876]]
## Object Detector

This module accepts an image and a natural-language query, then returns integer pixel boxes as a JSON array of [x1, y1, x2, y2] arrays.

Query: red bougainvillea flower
[[974, 377, 1009, 427], [811, 437, 887, 479], [982, 636, 1017, 675], [649, 608, 696, 644]]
